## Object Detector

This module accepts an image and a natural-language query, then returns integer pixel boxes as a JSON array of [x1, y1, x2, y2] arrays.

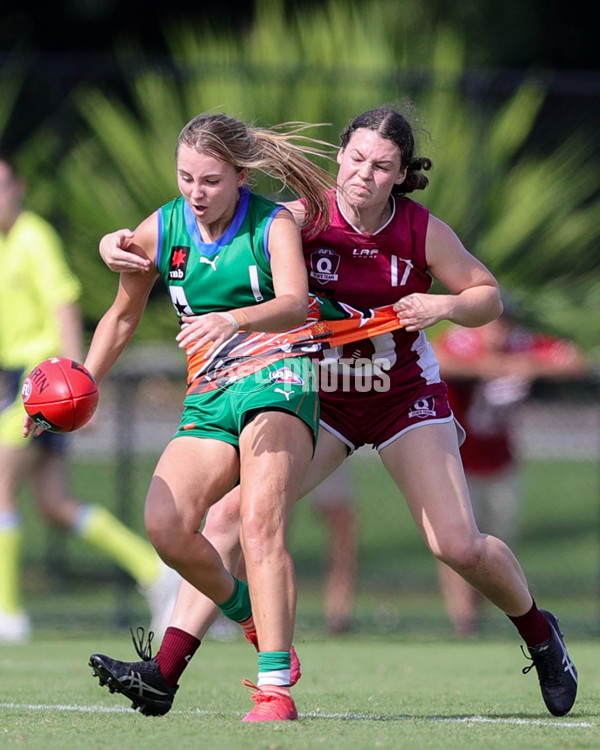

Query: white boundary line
[[303, 712, 594, 727], [0, 702, 594, 727]]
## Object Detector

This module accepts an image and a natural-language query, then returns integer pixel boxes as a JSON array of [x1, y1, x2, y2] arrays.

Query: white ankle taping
[[257, 669, 291, 687]]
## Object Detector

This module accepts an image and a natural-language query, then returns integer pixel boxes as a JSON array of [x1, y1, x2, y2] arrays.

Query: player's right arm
[[85, 214, 159, 383]]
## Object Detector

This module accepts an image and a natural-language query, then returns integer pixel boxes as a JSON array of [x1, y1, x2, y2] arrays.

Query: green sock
[[0, 524, 23, 614], [217, 577, 252, 622], [75, 505, 160, 586], [258, 651, 291, 672]]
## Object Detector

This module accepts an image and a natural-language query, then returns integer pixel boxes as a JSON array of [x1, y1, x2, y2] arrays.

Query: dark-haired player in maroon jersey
[[89, 106, 577, 719]]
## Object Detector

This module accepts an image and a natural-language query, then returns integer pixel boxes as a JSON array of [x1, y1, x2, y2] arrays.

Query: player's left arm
[[265, 208, 309, 325], [394, 214, 502, 331]]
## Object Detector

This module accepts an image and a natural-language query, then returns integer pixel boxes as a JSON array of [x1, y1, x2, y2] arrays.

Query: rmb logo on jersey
[[269, 367, 304, 386], [309, 248, 340, 284], [408, 397, 437, 419], [169, 246, 190, 280]]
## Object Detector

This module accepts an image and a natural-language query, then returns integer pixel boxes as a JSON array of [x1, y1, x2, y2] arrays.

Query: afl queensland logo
[[269, 367, 304, 386], [408, 397, 437, 419], [310, 248, 340, 284]]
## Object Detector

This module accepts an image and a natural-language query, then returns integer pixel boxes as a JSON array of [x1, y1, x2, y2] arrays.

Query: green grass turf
[[1, 635, 599, 750], [6, 456, 600, 747]]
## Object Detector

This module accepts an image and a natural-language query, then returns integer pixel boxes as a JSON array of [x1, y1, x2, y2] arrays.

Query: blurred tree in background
[[1, 0, 598, 635], [1, 0, 599, 349]]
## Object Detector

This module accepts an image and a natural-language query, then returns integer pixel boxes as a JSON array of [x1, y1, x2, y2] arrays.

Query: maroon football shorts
[[318, 382, 462, 453]]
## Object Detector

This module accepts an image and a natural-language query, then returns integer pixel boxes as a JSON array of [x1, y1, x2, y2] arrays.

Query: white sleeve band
[[218, 311, 240, 332]]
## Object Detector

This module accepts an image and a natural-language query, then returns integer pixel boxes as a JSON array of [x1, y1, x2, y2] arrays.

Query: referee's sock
[[0, 511, 23, 615]]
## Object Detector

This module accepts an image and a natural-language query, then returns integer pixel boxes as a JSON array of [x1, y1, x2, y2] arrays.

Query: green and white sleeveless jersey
[[156, 188, 281, 317]]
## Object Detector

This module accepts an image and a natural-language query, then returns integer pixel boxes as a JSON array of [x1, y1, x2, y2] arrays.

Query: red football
[[21, 357, 98, 433]]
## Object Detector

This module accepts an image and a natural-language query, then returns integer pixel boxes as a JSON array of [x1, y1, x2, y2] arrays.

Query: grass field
[[6, 451, 600, 747], [1, 634, 599, 750]]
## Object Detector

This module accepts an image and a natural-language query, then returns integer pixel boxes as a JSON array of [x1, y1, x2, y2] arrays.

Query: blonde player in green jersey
[[25, 113, 342, 722], [0, 153, 180, 644]]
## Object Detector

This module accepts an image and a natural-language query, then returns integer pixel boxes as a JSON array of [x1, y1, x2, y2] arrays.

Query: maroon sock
[[507, 600, 551, 647], [155, 627, 201, 686]]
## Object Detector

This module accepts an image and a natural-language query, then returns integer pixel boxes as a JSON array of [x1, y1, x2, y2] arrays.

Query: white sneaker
[[0, 609, 31, 644], [140, 562, 182, 641]]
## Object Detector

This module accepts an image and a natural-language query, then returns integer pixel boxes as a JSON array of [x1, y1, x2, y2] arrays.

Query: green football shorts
[[173, 356, 319, 449]]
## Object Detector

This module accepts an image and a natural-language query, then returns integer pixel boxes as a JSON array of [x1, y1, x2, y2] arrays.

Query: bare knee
[[240, 510, 286, 566], [145, 502, 189, 565], [203, 490, 241, 537], [434, 535, 485, 575]]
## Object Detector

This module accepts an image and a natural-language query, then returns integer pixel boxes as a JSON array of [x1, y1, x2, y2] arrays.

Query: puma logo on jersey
[[199, 256, 219, 272], [274, 387, 293, 401]]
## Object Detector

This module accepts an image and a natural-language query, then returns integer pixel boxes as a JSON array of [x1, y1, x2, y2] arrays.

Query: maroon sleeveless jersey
[[301, 190, 447, 414]]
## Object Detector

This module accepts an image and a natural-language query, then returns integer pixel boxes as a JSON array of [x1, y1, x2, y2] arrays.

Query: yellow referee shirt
[[0, 210, 81, 371]]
